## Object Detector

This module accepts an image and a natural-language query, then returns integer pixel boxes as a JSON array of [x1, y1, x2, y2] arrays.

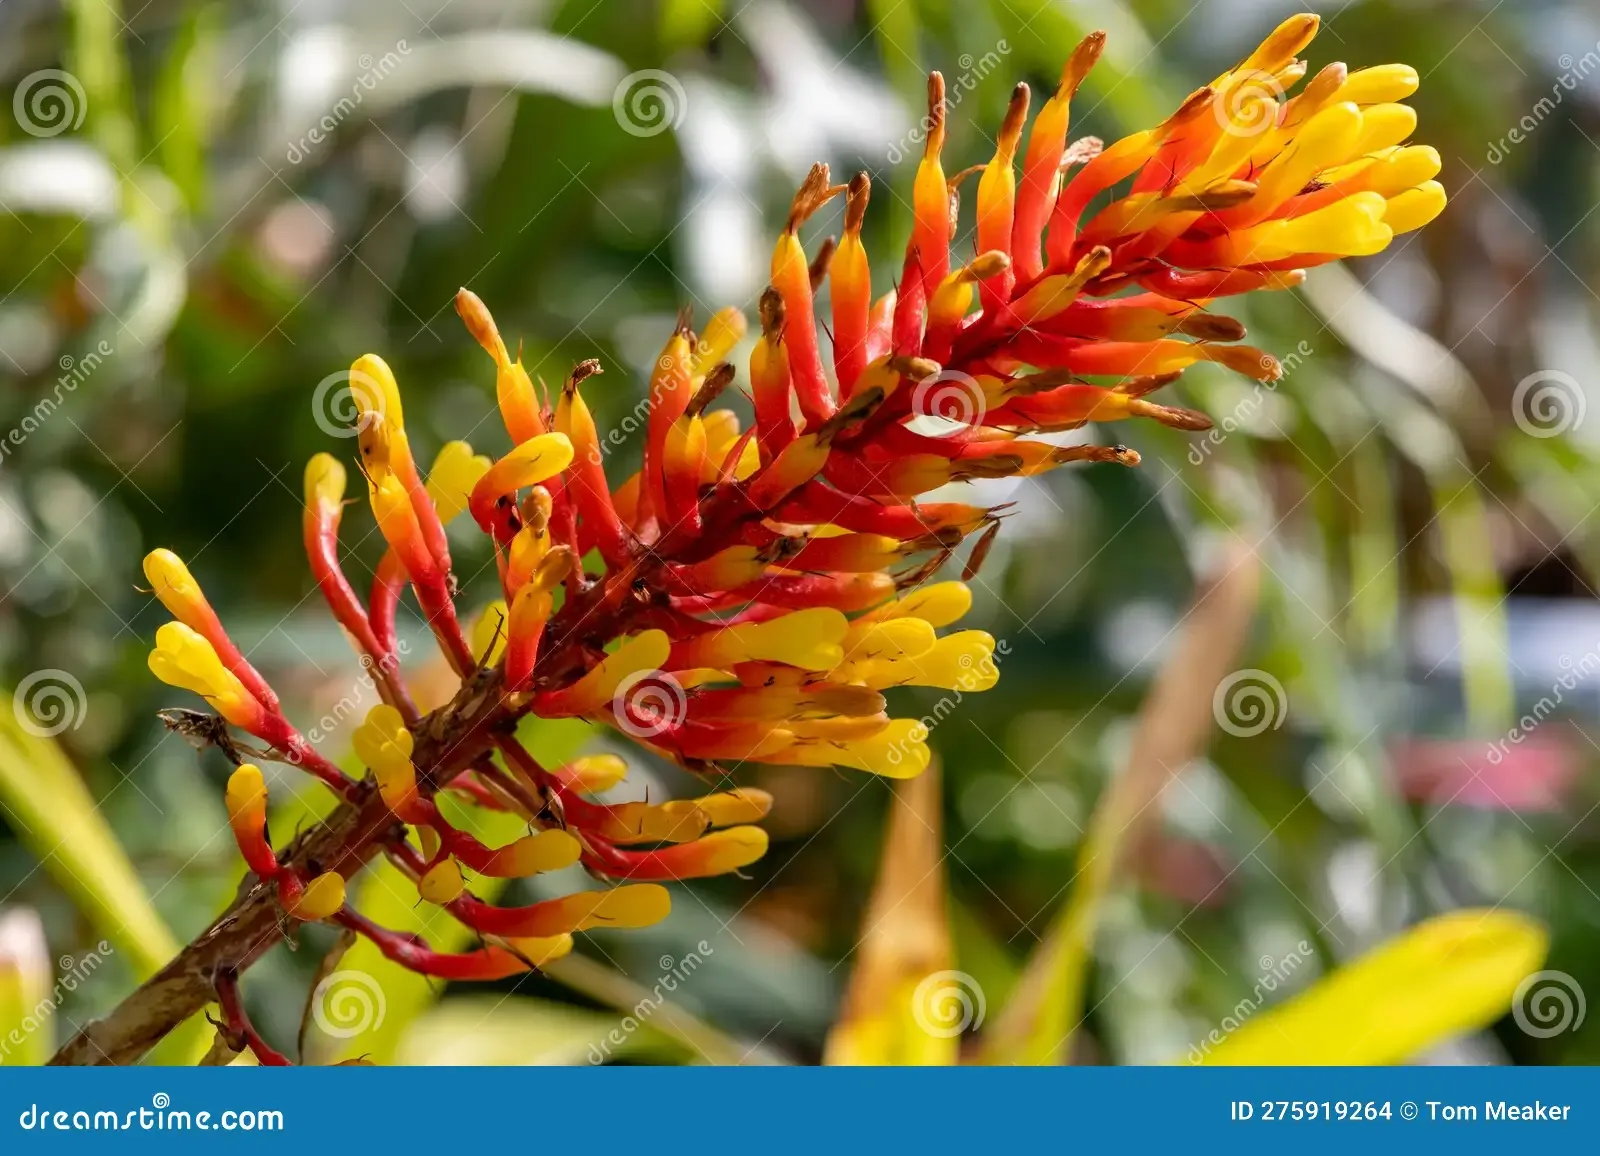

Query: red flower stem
[[213, 971, 291, 1066]]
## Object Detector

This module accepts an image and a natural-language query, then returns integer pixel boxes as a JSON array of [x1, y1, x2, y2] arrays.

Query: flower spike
[[135, 13, 1442, 1012]]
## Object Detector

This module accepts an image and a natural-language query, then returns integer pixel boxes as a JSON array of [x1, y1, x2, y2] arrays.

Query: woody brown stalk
[[49, 667, 515, 1065]]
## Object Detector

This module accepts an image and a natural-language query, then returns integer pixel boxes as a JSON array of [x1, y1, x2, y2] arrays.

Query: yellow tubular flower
[[147, 623, 263, 730], [287, 871, 347, 921], [425, 441, 493, 525]]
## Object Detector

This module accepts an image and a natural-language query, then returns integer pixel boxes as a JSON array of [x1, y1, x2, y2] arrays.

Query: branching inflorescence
[[137, 14, 1441, 1062]]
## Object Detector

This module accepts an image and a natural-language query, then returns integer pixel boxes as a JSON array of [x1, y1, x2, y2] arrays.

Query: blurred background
[[2, 0, 1599, 1066]]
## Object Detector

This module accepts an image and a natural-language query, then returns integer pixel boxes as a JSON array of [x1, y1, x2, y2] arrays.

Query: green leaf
[[1195, 910, 1548, 1065]]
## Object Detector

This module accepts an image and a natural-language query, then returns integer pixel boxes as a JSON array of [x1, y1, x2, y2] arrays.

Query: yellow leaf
[[0, 910, 50, 1066], [825, 762, 963, 1065], [1195, 910, 1548, 1065], [0, 706, 211, 1063]]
